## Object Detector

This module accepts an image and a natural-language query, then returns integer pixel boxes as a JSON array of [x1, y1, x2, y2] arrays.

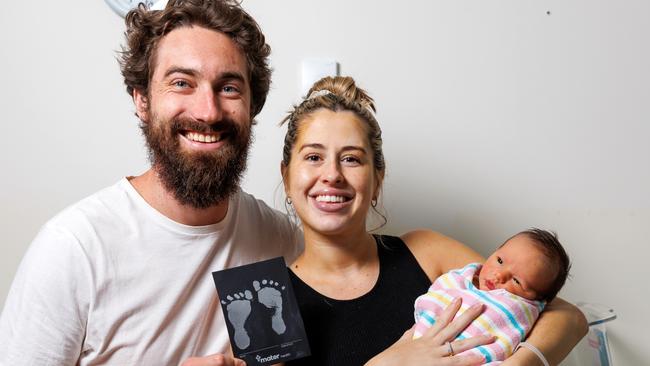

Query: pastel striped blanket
[[413, 263, 545, 364]]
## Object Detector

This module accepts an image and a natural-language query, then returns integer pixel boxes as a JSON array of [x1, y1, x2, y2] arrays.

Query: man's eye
[[496, 256, 503, 264], [222, 85, 239, 93], [173, 80, 190, 88]]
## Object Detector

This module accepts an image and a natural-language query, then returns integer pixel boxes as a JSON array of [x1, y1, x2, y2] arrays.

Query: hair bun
[[307, 76, 376, 113]]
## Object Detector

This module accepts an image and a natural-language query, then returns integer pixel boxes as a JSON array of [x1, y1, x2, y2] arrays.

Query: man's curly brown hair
[[119, 0, 272, 118]]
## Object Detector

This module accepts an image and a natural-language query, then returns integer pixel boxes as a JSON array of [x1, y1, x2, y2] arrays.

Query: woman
[[279, 76, 587, 365]]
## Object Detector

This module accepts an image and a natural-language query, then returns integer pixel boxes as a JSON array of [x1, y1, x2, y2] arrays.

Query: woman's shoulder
[[399, 229, 484, 282], [400, 229, 478, 257]]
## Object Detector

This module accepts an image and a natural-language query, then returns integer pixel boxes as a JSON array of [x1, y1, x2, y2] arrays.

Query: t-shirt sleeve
[[0, 223, 92, 365], [283, 216, 304, 262], [245, 192, 304, 262]]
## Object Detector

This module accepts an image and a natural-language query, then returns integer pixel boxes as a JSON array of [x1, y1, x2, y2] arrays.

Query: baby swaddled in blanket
[[413, 229, 571, 365]]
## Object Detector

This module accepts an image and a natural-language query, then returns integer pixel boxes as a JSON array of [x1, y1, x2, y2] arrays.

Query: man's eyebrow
[[162, 69, 246, 83], [220, 71, 246, 84], [163, 67, 198, 79]]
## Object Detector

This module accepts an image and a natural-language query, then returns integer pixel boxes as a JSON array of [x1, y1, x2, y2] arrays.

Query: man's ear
[[133, 89, 149, 122]]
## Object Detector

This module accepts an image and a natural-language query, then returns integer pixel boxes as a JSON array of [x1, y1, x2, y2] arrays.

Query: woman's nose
[[322, 161, 343, 184]]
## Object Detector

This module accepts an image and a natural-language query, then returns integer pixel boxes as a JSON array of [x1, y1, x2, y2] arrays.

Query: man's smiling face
[[134, 25, 253, 208]]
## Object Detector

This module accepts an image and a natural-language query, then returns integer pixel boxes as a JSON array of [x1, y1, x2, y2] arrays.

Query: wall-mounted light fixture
[[104, 0, 167, 18]]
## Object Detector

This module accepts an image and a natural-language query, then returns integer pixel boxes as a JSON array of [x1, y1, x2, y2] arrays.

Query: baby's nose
[[494, 270, 510, 283]]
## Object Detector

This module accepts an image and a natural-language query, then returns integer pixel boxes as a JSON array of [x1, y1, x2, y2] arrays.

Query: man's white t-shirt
[[0, 178, 302, 365]]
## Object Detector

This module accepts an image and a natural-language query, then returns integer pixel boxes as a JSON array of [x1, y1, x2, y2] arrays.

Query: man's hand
[[181, 354, 246, 366]]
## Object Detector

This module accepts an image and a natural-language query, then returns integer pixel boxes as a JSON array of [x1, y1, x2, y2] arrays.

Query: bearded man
[[0, 1, 301, 365]]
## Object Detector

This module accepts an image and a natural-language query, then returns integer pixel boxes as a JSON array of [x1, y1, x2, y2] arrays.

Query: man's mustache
[[170, 117, 241, 135]]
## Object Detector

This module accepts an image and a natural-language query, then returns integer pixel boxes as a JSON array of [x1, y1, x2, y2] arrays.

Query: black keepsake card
[[212, 257, 310, 365]]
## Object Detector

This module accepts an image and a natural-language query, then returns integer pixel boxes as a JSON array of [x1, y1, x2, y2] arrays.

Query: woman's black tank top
[[286, 235, 431, 366]]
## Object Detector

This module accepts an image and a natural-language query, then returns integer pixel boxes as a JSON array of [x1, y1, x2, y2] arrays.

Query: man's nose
[[191, 88, 223, 123]]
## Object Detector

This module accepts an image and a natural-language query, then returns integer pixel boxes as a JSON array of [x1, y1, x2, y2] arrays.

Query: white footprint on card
[[221, 290, 254, 349], [253, 279, 287, 335]]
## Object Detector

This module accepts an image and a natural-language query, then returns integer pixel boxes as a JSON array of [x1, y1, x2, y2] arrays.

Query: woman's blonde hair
[[280, 76, 385, 175]]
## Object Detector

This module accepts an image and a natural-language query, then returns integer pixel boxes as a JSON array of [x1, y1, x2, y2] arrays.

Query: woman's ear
[[373, 169, 385, 200], [133, 89, 149, 122], [280, 162, 289, 192]]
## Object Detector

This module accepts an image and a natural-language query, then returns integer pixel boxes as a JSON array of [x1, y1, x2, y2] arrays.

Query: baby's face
[[478, 235, 555, 300]]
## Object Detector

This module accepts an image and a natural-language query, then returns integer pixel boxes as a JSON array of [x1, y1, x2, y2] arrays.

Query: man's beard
[[141, 114, 252, 209]]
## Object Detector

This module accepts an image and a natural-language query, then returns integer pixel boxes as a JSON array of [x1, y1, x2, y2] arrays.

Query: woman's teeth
[[315, 195, 347, 203], [185, 132, 221, 143]]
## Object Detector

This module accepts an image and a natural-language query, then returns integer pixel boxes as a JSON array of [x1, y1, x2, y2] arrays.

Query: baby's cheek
[[505, 283, 520, 296]]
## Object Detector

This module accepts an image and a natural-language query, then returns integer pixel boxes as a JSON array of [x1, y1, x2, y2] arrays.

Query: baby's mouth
[[484, 280, 496, 290]]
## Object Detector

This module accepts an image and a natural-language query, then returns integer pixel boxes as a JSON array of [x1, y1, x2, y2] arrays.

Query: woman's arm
[[401, 229, 484, 282], [502, 298, 588, 366]]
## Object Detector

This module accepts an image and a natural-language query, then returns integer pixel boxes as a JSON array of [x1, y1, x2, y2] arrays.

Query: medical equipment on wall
[[569, 302, 617, 366]]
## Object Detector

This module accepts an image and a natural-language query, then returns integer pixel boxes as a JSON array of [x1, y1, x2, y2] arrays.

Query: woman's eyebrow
[[298, 143, 325, 152], [298, 144, 367, 154], [340, 146, 367, 154]]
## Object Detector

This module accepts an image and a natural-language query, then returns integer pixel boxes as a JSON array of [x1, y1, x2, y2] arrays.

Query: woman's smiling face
[[282, 108, 381, 238]]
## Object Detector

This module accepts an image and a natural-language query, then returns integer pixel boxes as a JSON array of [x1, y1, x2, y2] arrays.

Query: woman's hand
[[366, 297, 495, 366], [180, 353, 246, 366]]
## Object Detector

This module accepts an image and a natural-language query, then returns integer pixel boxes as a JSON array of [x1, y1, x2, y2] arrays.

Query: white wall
[[1, 1, 648, 364]]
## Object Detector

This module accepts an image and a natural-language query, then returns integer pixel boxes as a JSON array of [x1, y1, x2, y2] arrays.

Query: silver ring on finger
[[446, 341, 455, 357]]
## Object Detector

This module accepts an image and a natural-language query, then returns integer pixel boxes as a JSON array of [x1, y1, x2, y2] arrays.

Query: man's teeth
[[315, 195, 347, 203], [185, 132, 221, 143]]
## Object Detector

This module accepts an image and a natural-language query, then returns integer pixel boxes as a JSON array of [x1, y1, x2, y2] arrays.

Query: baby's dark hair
[[508, 228, 571, 302]]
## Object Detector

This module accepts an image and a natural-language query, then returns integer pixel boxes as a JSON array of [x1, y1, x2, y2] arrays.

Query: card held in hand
[[212, 257, 310, 365]]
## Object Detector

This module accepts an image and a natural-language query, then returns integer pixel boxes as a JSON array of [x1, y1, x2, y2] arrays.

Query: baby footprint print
[[221, 290, 254, 349], [253, 279, 286, 335]]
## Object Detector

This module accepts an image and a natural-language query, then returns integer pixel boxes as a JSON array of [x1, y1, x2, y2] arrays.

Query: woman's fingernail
[[471, 303, 484, 310], [452, 297, 461, 305]]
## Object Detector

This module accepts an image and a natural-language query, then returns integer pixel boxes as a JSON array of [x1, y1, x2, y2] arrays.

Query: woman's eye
[[305, 155, 320, 162], [496, 257, 503, 264], [342, 156, 361, 164]]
